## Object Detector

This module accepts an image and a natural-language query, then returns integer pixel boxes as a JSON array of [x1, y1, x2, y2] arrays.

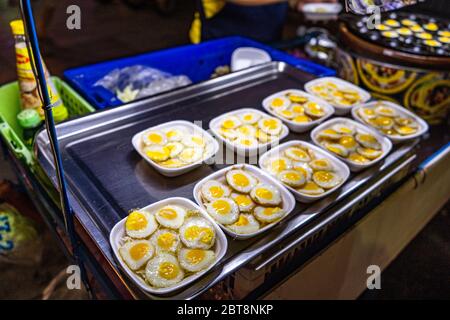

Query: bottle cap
[[17, 109, 42, 129], [52, 105, 69, 123], [10, 20, 25, 35]]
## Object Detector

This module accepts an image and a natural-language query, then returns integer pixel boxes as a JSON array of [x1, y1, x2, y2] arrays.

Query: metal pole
[[19, 0, 94, 299]]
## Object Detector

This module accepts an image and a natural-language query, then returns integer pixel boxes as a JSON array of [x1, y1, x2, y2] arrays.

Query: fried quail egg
[[258, 117, 283, 135], [155, 205, 186, 229], [270, 96, 290, 111], [332, 124, 355, 135], [278, 170, 306, 187], [178, 249, 215, 272], [292, 115, 312, 123], [297, 181, 325, 195], [227, 214, 260, 234], [165, 142, 184, 158], [265, 156, 292, 175], [382, 31, 399, 39], [401, 19, 416, 27], [235, 136, 259, 149], [317, 128, 341, 140], [338, 135, 358, 152], [145, 253, 184, 288], [178, 147, 203, 163], [119, 240, 154, 271], [160, 158, 185, 168], [438, 37, 450, 44], [179, 217, 216, 249], [439, 30, 450, 37], [397, 28, 413, 36], [182, 134, 206, 148], [250, 184, 282, 206], [201, 180, 231, 202], [348, 152, 370, 164], [375, 24, 390, 31], [313, 171, 341, 189], [218, 128, 238, 140], [416, 32, 433, 40], [254, 206, 285, 223], [221, 116, 242, 129], [395, 125, 418, 135], [226, 169, 258, 193], [410, 25, 424, 33], [164, 128, 184, 142], [125, 210, 158, 239], [255, 129, 270, 143], [150, 229, 180, 253], [358, 107, 377, 120], [309, 158, 334, 171], [385, 19, 400, 28], [230, 193, 255, 212], [237, 125, 257, 137], [292, 162, 313, 181], [424, 39, 441, 47], [291, 104, 306, 115], [355, 133, 381, 150], [142, 131, 167, 146], [276, 109, 295, 120], [206, 198, 239, 225], [375, 105, 398, 117], [424, 22, 438, 32], [305, 102, 326, 118], [356, 147, 383, 160], [144, 145, 171, 162], [284, 147, 311, 162], [287, 93, 308, 104], [325, 143, 349, 158], [395, 117, 418, 127], [239, 112, 261, 125], [372, 116, 395, 130]]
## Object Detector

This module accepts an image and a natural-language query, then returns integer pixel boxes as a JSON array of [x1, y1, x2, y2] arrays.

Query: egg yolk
[[326, 145, 346, 156], [148, 133, 163, 144], [362, 108, 375, 116], [212, 200, 231, 215], [263, 119, 279, 130], [314, 171, 334, 183], [129, 243, 150, 261], [339, 136, 357, 149], [158, 208, 178, 220], [158, 262, 179, 280], [322, 129, 339, 136], [222, 119, 236, 129], [160, 159, 183, 168], [166, 130, 178, 139], [293, 115, 310, 123], [425, 23, 438, 31], [359, 134, 377, 144], [397, 126, 417, 135], [186, 249, 205, 265], [302, 181, 320, 191], [232, 173, 250, 187], [292, 105, 305, 114], [282, 171, 301, 182], [293, 165, 308, 177], [306, 102, 323, 115], [146, 147, 170, 162], [235, 215, 249, 226], [255, 188, 273, 200], [263, 207, 282, 216], [288, 94, 307, 103], [243, 114, 254, 122], [312, 159, 329, 168], [349, 153, 369, 163], [271, 98, 285, 108], [126, 211, 148, 231], [375, 117, 394, 127], [271, 159, 287, 173], [291, 148, 308, 159], [234, 195, 252, 207], [209, 186, 224, 198], [184, 226, 213, 244], [191, 136, 204, 146], [280, 110, 294, 118], [157, 233, 176, 250]]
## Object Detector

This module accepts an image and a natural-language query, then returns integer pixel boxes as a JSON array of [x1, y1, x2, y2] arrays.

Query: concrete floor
[[0, 0, 449, 300]]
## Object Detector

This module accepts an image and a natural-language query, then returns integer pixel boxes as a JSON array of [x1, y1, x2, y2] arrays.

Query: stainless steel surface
[[35, 62, 419, 299]]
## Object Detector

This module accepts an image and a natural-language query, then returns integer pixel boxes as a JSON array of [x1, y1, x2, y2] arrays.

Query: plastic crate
[[64, 36, 335, 110], [0, 77, 95, 167]]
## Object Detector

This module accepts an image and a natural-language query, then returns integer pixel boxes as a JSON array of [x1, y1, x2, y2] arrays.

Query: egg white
[[313, 171, 342, 189], [206, 198, 240, 225], [179, 217, 216, 249], [142, 131, 167, 146], [284, 147, 311, 162], [355, 133, 382, 150], [155, 205, 186, 229], [178, 248, 216, 273], [145, 253, 184, 288], [258, 117, 283, 136], [201, 180, 231, 202], [278, 170, 306, 188], [239, 112, 261, 125], [250, 184, 282, 206], [178, 147, 203, 163], [225, 169, 258, 193], [254, 206, 285, 223], [119, 240, 154, 271], [150, 229, 180, 253], [227, 214, 260, 235], [125, 211, 158, 239], [230, 192, 255, 212]]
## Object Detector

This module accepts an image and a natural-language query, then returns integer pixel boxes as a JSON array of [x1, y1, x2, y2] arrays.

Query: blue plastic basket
[[64, 36, 335, 110]]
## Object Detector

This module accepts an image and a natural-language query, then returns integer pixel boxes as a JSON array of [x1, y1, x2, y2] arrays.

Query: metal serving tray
[[36, 62, 418, 299]]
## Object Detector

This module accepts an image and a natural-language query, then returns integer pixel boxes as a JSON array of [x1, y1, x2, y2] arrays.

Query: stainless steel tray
[[36, 62, 418, 299]]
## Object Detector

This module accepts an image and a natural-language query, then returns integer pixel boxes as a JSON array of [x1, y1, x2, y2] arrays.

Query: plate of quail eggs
[[110, 197, 227, 295], [259, 141, 350, 203], [311, 118, 392, 172], [193, 164, 295, 239]]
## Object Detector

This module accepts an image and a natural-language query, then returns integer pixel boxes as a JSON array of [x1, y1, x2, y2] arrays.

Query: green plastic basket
[[0, 77, 95, 168]]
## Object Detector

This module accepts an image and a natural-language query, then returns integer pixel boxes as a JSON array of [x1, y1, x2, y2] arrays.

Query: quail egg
[[201, 180, 231, 202], [348, 152, 370, 164], [278, 170, 306, 187], [312, 171, 342, 189], [227, 214, 260, 234], [254, 206, 285, 223], [317, 129, 341, 140], [145, 253, 184, 288], [125, 210, 158, 239], [164, 128, 185, 142], [165, 142, 184, 158], [154, 205, 186, 229], [269, 96, 290, 111], [142, 131, 167, 146], [226, 169, 258, 193], [220, 116, 242, 129], [292, 162, 313, 181], [265, 156, 292, 175], [179, 217, 216, 249], [325, 143, 349, 158], [309, 158, 334, 171], [332, 124, 355, 135], [206, 198, 239, 225], [239, 112, 261, 125], [119, 240, 154, 271], [284, 147, 311, 162], [230, 193, 255, 212], [144, 145, 171, 162], [356, 147, 383, 160], [250, 184, 282, 206], [355, 133, 381, 150], [150, 229, 180, 253], [258, 117, 283, 136], [178, 248, 216, 272], [235, 136, 259, 149], [178, 147, 203, 163], [375, 105, 398, 117], [297, 181, 325, 195]]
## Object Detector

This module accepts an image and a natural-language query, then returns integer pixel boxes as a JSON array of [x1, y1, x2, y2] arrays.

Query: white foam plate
[[304, 77, 371, 115], [262, 89, 335, 133], [231, 47, 271, 72], [311, 118, 393, 172], [259, 140, 350, 203], [351, 100, 429, 144], [209, 108, 289, 157], [193, 164, 296, 240], [132, 120, 219, 177], [109, 197, 228, 296]]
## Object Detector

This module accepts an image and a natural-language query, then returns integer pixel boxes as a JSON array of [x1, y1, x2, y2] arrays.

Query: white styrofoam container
[[259, 140, 350, 203], [351, 100, 429, 144], [311, 118, 393, 172], [132, 120, 219, 177], [109, 197, 228, 296], [262, 89, 335, 133], [209, 108, 289, 157], [193, 164, 296, 240], [231, 47, 271, 72], [304, 77, 371, 115]]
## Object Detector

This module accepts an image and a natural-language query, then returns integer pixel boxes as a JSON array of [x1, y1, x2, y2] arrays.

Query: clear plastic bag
[[94, 65, 192, 103]]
